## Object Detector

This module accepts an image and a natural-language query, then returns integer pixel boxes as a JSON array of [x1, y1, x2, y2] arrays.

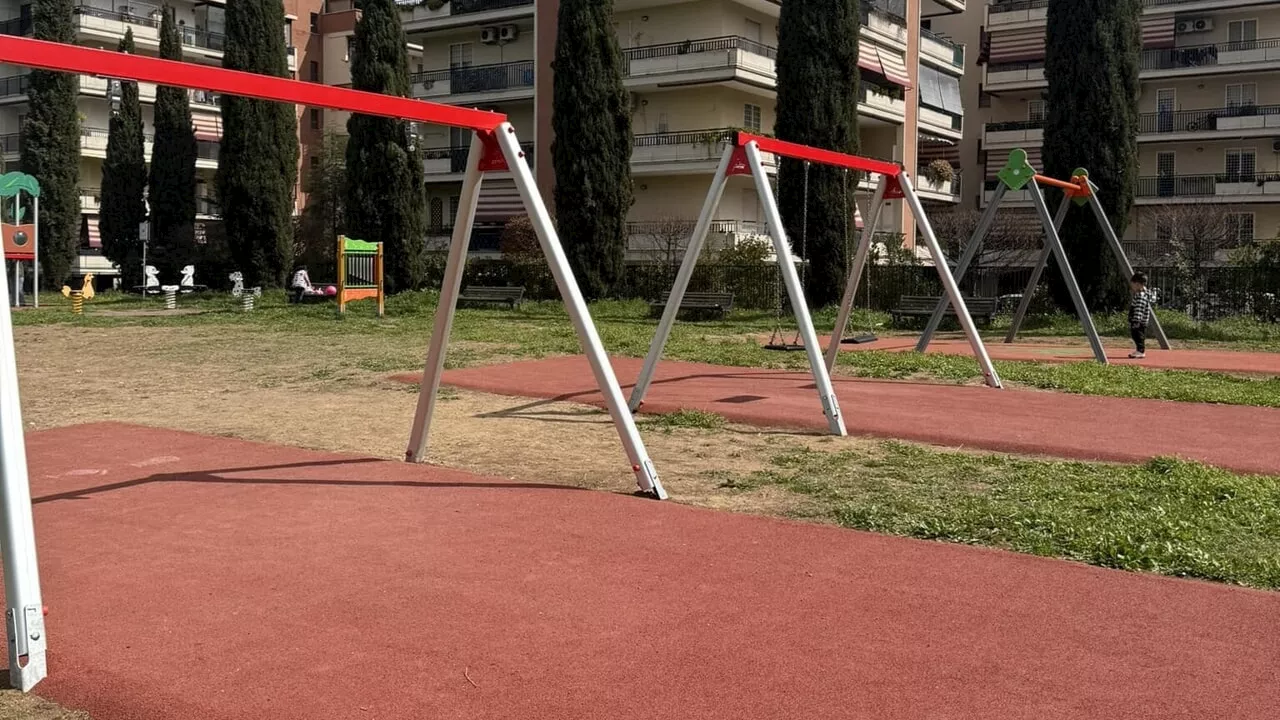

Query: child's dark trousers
[[1130, 324, 1147, 354]]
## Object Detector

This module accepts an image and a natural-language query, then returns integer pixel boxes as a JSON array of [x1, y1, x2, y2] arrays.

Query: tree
[[147, 8, 198, 282], [217, 0, 299, 287], [345, 0, 426, 293], [21, 0, 80, 286], [99, 29, 149, 289], [551, 0, 632, 300], [775, 0, 860, 308], [1140, 204, 1241, 318], [1043, 0, 1142, 311], [638, 217, 696, 272], [297, 130, 347, 276]]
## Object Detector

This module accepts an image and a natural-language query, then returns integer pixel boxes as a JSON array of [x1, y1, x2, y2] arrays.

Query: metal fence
[[420, 257, 1280, 322]]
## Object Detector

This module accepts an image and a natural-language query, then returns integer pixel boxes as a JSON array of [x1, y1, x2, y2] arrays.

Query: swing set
[[632, 132, 1002, 437]]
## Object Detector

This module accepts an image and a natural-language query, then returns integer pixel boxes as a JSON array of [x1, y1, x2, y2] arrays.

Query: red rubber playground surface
[[10, 423, 1279, 719], [827, 335, 1280, 375], [414, 356, 1280, 475]]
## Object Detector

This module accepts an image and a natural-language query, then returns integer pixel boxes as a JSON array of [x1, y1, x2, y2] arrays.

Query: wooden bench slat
[[459, 286, 525, 307], [649, 291, 734, 317], [890, 295, 998, 323]]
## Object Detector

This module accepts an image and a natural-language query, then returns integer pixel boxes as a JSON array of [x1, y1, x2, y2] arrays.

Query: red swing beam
[[735, 131, 902, 177], [0, 36, 505, 131]]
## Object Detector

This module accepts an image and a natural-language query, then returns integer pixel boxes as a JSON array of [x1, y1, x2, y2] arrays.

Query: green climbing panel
[[343, 237, 379, 254]]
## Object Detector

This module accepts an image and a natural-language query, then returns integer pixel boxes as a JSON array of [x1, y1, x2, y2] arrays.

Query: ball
[[324, 285, 337, 297]]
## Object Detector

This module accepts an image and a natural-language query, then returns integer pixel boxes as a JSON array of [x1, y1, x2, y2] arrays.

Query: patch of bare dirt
[[0, 691, 89, 720]]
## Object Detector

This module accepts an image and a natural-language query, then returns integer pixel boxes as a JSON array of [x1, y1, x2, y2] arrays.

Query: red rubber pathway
[[424, 356, 1280, 475], [826, 334, 1280, 375], [10, 423, 1278, 719]]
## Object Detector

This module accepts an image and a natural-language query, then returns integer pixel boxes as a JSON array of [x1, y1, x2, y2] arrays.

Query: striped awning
[[475, 179, 524, 224], [1142, 16, 1176, 49], [858, 44, 912, 88], [987, 147, 1042, 179], [85, 215, 101, 249], [192, 114, 221, 141], [989, 17, 1176, 64], [918, 138, 961, 165], [987, 28, 1043, 64]]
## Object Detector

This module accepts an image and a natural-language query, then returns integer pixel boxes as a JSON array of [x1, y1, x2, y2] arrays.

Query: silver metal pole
[[406, 132, 485, 465], [916, 182, 1008, 352], [898, 173, 1003, 389], [629, 145, 735, 412], [1005, 194, 1071, 343], [824, 176, 887, 373], [1085, 183, 1170, 350], [31, 196, 37, 309], [495, 123, 667, 498], [0, 254, 47, 692], [1026, 180, 1107, 364], [751, 143, 847, 435]]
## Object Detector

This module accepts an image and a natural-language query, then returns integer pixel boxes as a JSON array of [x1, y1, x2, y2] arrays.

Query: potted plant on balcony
[[924, 159, 955, 187]]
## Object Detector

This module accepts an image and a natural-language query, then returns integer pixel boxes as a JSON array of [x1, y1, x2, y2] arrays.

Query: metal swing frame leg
[[629, 146, 735, 412], [899, 174, 1003, 389], [1004, 192, 1071, 341], [1009, 179, 1108, 364], [0, 260, 47, 692], [916, 183, 1008, 352], [824, 177, 887, 373], [1085, 183, 1170, 350], [406, 124, 667, 499]]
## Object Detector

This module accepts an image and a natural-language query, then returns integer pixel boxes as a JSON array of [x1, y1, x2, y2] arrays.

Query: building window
[[1027, 100, 1046, 123], [309, 12, 319, 33], [449, 43, 473, 69], [1225, 148, 1257, 180], [1227, 213, 1255, 243], [449, 196, 461, 224], [1155, 219, 1173, 242], [309, 108, 321, 130], [743, 103, 761, 132], [430, 197, 444, 231], [309, 61, 320, 82], [284, 19, 292, 46], [1226, 83, 1258, 108], [656, 113, 669, 134], [1228, 19, 1258, 46], [346, 36, 354, 62]]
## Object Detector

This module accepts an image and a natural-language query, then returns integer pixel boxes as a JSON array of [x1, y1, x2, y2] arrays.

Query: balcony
[[0, 73, 30, 101], [984, 60, 1045, 91], [859, 82, 907, 124], [623, 36, 777, 93], [401, 0, 534, 33], [422, 142, 533, 177], [1141, 38, 1280, 77], [81, 125, 153, 158], [72, 3, 226, 59], [79, 186, 101, 213], [862, 0, 909, 48], [916, 172, 962, 203], [631, 128, 777, 175], [988, 0, 1237, 28], [411, 61, 535, 104], [0, 132, 18, 158], [984, 119, 1044, 149], [1136, 173, 1280, 203], [918, 105, 963, 139], [920, 27, 965, 72], [1138, 104, 1280, 140]]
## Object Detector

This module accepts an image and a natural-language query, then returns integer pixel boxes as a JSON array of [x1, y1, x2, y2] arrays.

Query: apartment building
[[0, 0, 322, 281], [384, 0, 969, 257], [937, 0, 1280, 251]]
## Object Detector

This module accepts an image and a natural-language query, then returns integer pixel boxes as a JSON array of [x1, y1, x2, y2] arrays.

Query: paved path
[[425, 356, 1280, 475], [826, 334, 1280, 375], [13, 424, 1278, 719]]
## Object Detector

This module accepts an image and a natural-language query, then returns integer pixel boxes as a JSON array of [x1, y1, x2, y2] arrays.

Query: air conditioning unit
[[1271, 139, 1280, 153], [480, 27, 499, 44], [499, 24, 519, 42], [1176, 17, 1214, 33]]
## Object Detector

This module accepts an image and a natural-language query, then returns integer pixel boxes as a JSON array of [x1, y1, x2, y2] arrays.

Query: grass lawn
[[16, 289, 1280, 407]]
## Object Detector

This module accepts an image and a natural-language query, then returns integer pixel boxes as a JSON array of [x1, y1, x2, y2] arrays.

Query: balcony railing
[[411, 60, 535, 96], [0, 15, 31, 36], [1136, 173, 1280, 198], [991, 0, 1209, 12], [623, 36, 776, 80], [862, 0, 907, 27], [987, 119, 1044, 132], [82, 125, 153, 142], [423, 141, 532, 174], [920, 26, 965, 69], [1138, 104, 1280, 133], [451, 0, 534, 15], [0, 73, 30, 98], [73, 3, 227, 52], [0, 132, 18, 154], [1140, 38, 1280, 72]]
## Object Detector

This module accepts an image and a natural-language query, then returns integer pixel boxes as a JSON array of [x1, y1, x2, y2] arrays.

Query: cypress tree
[[217, 0, 299, 287], [1043, 0, 1141, 311], [550, 0, 632, 300], [775, 0, 860, 308], [345, 0, 426, 293], [100, 29, 148, 289], [148, 6, 198, 282], [21, 0, 80, 286]]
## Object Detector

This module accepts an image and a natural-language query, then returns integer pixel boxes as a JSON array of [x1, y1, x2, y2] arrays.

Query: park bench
[[458, 285, 525, 308], [649, 291, 735, 319], [890, 295, 999, 326]]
